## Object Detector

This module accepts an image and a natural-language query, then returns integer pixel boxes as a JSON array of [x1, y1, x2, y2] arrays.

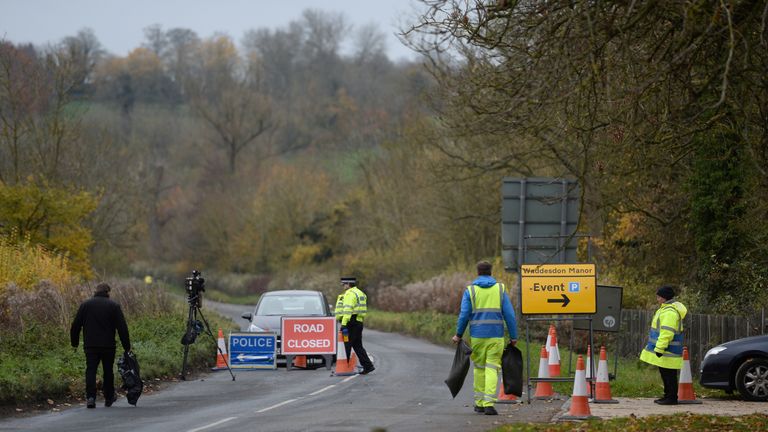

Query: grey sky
[[1, 0, 423, 60]]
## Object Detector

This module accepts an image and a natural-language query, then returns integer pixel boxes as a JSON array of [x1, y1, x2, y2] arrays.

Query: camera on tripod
[[184, 270, 205, 306]]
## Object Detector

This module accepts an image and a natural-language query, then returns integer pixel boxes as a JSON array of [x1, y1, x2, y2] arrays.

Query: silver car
[[241, 290, 333, 362]]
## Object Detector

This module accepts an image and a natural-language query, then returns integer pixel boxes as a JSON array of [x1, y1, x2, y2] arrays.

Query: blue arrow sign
[[229, 332, 276, 369]]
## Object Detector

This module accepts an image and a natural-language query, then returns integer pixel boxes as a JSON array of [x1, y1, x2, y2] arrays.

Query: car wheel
[[735, 358, 768, 401]]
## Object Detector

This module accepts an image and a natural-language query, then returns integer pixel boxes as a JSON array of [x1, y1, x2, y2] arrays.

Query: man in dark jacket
[[70, 282, 131, 408]]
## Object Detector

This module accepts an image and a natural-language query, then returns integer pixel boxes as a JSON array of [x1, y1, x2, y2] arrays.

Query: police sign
[[229, 332, 276, 369]]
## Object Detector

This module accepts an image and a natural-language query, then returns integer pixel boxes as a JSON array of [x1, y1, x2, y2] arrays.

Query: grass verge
[[0, 299, 238, 407], [491, 413, 768, 431]]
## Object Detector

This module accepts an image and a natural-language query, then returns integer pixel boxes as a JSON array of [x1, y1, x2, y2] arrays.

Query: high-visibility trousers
[[471, 337, 504, 407]]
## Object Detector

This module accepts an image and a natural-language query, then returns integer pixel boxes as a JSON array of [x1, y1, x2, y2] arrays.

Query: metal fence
[[614, 308, 767, 375]]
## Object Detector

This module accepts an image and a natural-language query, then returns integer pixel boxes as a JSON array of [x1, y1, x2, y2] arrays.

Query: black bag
[[444, 340, 473, 398], [117, 351, 144, 406], [501, 343, 523, 397]]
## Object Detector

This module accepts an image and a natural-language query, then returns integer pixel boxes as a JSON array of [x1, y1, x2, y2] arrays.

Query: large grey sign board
[[572, 285, 623, 332], [501, 178, 580, 271]]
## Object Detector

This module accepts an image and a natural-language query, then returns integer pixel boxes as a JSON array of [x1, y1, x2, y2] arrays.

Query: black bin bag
[[118, 351, 144, 406], [501, 344, 523, 397], [445, 340, 473, 398]]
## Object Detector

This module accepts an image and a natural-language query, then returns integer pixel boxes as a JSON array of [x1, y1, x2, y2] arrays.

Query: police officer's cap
[[341, 277, 357, 285]]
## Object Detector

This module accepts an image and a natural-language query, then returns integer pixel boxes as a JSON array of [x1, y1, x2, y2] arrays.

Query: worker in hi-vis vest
[[452, 261, 517, 416], [340, 277, 375, 374], [639, 285, 688, 405]]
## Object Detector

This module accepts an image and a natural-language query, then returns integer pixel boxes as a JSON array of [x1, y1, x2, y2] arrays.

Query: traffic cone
[[560, 355, 595, 420], [497, 376, 521, 404], [592, 346, 618, 403], [545, 325, 554, 354], [293, 355, 307, 369], [548, 332, 561, 377], [585, 345, 593, 398], [678, 346, 702, 404], [333, 330, 358, 376], [212, 328, 228, 370], [534, 346, 555, 399]]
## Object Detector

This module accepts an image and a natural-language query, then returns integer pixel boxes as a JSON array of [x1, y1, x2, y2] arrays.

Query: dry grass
[[0, 233, 75, 291], [0, 278, 173, 336], [373, 273, 469, 314]]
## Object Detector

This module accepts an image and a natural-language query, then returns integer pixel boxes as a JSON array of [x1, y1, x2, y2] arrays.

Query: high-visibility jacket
[[639, 300, 688, 369], [455, 277, 517, 340], [335, 294, 345, 322], [340, 286, 367, 326]]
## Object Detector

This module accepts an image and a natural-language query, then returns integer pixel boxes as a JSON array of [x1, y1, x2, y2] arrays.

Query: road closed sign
[[280, 316, 337, 355], [521, 264, 597, 315]]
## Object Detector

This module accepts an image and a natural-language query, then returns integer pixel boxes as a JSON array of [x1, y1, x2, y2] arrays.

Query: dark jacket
[[70, 292, 131, 351]]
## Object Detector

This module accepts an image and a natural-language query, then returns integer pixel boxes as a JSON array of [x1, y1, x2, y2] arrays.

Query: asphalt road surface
[[0, 301, 560, 432]]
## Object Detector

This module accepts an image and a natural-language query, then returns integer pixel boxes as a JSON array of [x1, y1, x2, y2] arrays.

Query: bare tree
[[183, 35, 273, 174]]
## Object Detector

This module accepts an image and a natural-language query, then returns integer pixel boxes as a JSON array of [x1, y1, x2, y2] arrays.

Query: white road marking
[[308, 384, 336, 396], [256, 398, 299, 413], [186, 417, 237, 432], [341, 375, 357, 383]]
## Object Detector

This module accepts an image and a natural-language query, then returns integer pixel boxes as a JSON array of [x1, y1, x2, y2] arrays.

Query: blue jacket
[[456, 276, 518, 339]]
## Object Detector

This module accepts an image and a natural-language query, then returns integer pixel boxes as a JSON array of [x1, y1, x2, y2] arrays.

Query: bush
[[0, 233, 75, 291], [373, 273, 469, 314]]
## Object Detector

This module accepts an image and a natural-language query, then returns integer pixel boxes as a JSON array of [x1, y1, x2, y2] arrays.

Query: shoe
[[654, 399, 678, 405], [484, 406, 498, 415], [86, 397, 96, 409], [473, 405, 485, 414], [653, 398, 665, 403], [105, 395, 117, 407], [361, 366, 375, 375]]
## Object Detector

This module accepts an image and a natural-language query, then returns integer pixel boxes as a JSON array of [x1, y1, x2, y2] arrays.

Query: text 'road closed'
[[281, 316, 337, 355]]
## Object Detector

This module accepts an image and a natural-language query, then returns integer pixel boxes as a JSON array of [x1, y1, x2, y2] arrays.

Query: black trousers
[[345, 318, 374, 370], [85, 348, 116, 399], [658, 366, 678, 401]]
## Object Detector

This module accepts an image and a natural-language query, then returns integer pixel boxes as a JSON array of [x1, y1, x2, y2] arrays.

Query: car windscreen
[[256, 295, 324, 316]]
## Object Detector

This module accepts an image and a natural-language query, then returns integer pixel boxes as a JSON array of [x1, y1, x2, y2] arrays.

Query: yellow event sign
[[520, 264, 596, 315]]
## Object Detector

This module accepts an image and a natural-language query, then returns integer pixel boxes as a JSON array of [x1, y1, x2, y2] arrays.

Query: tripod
[[180, 294, 235, 381]]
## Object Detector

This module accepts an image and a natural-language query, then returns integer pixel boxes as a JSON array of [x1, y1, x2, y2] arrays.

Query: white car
[[241, 290, 334, 366]]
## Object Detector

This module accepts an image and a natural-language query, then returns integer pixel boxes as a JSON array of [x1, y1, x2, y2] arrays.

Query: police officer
[[70, 282, 131, 408], [639, 285, 688, 405], [452, 261, 517, 416], [339, 277, 375, 374]]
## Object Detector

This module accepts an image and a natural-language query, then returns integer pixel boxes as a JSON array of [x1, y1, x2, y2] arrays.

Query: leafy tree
[[0, 183, 97, 277], [404, 0, 768, 310]]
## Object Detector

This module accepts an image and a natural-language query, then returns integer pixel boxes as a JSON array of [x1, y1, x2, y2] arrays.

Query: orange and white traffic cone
[[545, 325, 554, 354], [585, 345, 593, 398], [678, 346, 702, 404], [212, 328, 229, 370], [534, 346, 555, 399], [332, 331, 358, 376], [560, 355, 595, 420], [548, 332, 561, 377], [592, 346, 618, 403], [497, 376, 521, 404]]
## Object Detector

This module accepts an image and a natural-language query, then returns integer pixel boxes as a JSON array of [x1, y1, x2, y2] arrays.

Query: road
[[0, 301, 560, 432]]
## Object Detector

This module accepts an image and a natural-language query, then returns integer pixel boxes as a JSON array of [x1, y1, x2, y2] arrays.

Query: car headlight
[[704, 346, 727, 361]]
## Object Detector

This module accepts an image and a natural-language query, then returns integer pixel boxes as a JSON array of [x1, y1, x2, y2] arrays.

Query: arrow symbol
[[547, 294, 571, 307], [236, 354, 271, 361]]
